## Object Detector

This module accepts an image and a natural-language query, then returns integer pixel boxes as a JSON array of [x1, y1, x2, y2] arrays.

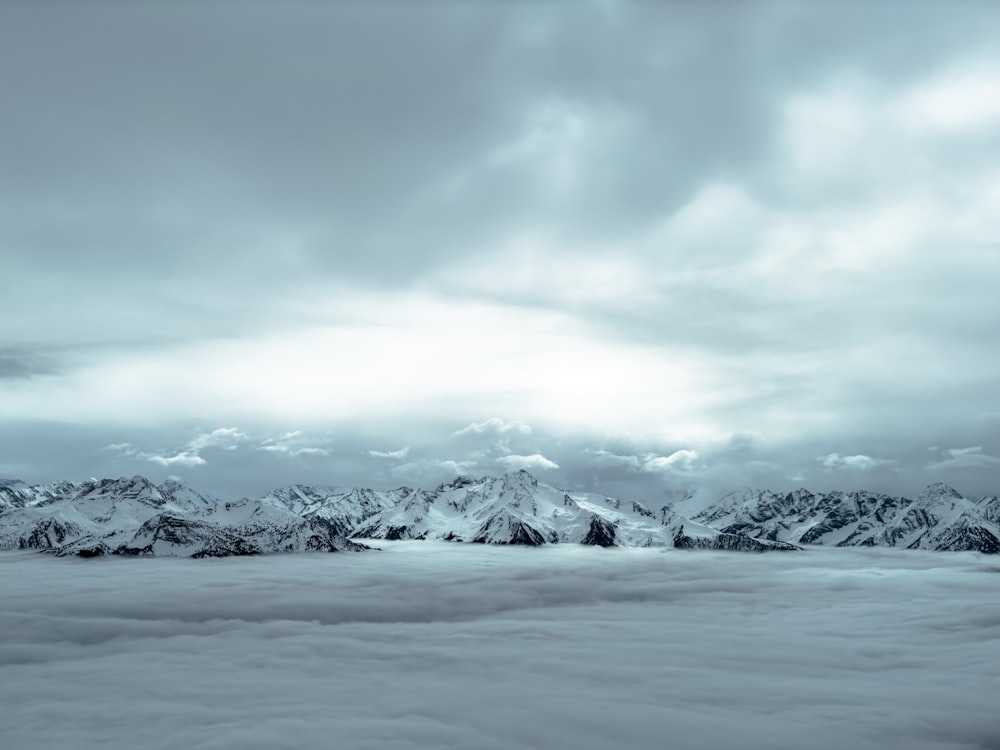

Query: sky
[[2, 1, 999, 500], [2, 543, 999, 749]]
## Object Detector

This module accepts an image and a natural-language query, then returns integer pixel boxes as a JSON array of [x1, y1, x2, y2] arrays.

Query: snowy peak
[[353, 471, 797, 551], [73, 475, 167, 507], [916, 482, 964, 504], [3, 471, 997, 556], [691, 482, 998, 553]]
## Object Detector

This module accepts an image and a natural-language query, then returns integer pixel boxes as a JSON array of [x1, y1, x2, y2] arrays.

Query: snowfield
[[1, 543, 998, 750]]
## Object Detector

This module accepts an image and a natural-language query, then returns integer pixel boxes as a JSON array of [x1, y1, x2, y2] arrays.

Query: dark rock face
[[472, 516, 547, 546], [581, 516, 617, 547], [673, 525, 798, 552]]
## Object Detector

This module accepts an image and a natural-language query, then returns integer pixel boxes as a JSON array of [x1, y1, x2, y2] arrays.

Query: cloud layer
[[1, 544, 998, 750]]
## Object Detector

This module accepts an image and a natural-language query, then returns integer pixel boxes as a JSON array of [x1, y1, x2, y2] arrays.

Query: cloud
[[103, 442, 136, 455], [104, 441, 206, 468], [390, 458, 479, 484], [103, 427, 250, 470], [257, 431, 330, 458], [3, 3, 1000, 499], [187, 427, 248, 451], [0, 348, 55, 379], [641, 449, 700, 474], [495, 454, 559, 471], [368, 447, 411, 460], [928, 447, 1000, 472], [896, 62, 1000, 133], [0, 545, 997, 750], [945, 446, 983, 458], [140, 451, 206, 468], [451, 419, 532, 438], [586, 449, 641, 470], [819, 453, 896, 471]]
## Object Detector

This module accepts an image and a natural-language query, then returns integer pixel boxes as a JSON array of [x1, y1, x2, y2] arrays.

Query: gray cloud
[[1, 2, 999, 498], [1, 544, 998, 750], [0, 348, 55, 379]]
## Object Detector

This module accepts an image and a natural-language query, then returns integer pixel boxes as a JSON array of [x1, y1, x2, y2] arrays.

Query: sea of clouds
[[1, 542, 998, 750]]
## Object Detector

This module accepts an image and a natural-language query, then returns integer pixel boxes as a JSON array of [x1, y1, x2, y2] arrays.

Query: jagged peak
[[437, 475, 477, 492], [501, 469, 538, 488], [785, 487, 816, 500], [917, 482, 964, 503]]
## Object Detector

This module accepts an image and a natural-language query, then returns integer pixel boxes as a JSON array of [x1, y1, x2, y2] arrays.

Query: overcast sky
[[2, 1, 999, 499]]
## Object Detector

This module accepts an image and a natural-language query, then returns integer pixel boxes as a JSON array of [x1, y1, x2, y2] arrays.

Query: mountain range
[[1, 470, 996, 557]]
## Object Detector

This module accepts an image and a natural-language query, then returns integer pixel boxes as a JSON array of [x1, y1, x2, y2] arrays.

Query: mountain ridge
[[1, 470, 996, 557]]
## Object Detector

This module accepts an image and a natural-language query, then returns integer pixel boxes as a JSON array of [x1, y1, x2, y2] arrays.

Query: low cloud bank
[[1, 545, 998, 750]]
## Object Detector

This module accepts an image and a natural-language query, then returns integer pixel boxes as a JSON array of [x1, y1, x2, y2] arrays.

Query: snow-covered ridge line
[[1, 471, 997, 557]]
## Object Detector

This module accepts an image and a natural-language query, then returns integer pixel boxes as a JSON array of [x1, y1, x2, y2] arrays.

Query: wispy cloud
[[104, 427, 248, 469], [256, 431, 330, 458], [496, 453, 559, 471], [928, 446, 1000, 471], [368, 447, 411, 460]]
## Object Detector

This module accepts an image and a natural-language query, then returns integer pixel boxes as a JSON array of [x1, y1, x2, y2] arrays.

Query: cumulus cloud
[[187, 427, 248, 451], [819, 453, 896, 471], [451, 419, 532, 438], [641, 449, 700, 474], [140, 450, 206, 468], [495, 454, 559, 471], [0, 545, 997, 750]]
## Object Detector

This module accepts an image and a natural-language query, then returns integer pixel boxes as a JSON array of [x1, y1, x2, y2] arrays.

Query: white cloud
[[187, 427, 248, 451], [896, 63, 1000, 133], [140, 450, 206, 468], [818, 453, 894, 471], [102, 428, 249, 469], [452, 418, 532, 438], [495, 454, 559, 471], [641, 449, 699, 474], [945, 446, 983, 458], [368, 447, 411, 460], [257, 431, 330, 458], [103, 442, 136, 455]]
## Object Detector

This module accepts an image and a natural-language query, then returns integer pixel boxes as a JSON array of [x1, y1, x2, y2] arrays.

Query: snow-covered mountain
[[692, 482, 1000, 553], [0, 475, 363, 558], [1, 471, 996, 557], [352, 471, 795, 551]]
